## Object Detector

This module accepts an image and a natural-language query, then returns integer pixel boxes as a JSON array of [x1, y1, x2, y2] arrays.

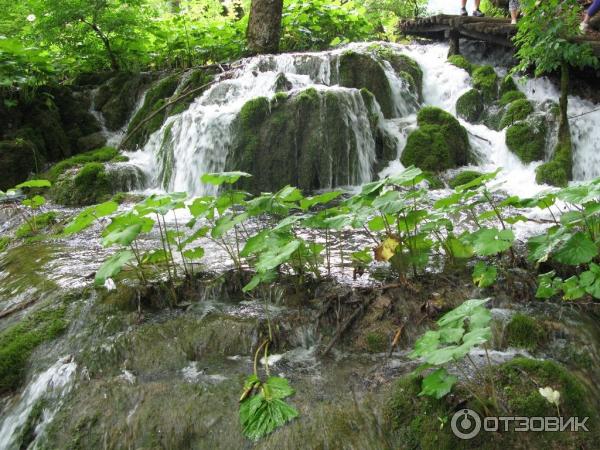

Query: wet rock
[[456, 88, 484, 123], [0, 140, 38, 191], [506, 117, 546, 163], [77, 132, 107, 153]]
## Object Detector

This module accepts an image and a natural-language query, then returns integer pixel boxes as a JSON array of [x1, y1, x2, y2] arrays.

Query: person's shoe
[[460, 7, 468, 16], [580, 21, 589, 33], [472, 9, 485, 17], [511, 19, 517, 25]]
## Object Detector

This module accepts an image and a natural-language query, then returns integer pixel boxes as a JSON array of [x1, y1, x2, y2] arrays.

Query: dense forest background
[[0, 0, 431, 91]]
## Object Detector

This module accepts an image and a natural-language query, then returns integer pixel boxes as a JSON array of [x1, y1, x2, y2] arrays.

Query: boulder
[[226, 87, 396, 193], [0, 140, 38, 190], [77, 132, 107, 153], [472, 65, 499, 102], [456, 89, 484, 123], [506, 118, 546, 163], [499, 99, 534, 129], [401, 107, 471, 172]]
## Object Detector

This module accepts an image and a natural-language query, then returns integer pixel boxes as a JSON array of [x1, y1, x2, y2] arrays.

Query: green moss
[[0, 305, 68, 393], [499, 99, 534, 129], [239, 97, 270, 127], [456, 89, 483, 123], [386, 53, 423, 100], [46, 147, 120, 181], [339, 51, 395, 117], [15, 211, 58, 239], [505, 314, 546, 351], [506, 120, 546, 163], [365, 332, 387, 353], [449, 170, 483, 188], [423, 171, 444, 189], [448, 54, 473, 74], [0, 236, 9, 251], [536, 124, 572, 187], [52, 162, 113, 206], [472, 65, 498, 102], [499, 90, 526, 107], [401, 107, 470, 172], [499, 75, 518, 97]]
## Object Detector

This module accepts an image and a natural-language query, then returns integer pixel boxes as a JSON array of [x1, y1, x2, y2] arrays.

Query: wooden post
[[447, 29, 460, 57]]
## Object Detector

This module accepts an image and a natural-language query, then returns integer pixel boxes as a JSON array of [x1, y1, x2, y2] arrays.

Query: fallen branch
[[468, 130, 492, 145], [321, 298, 371, 356], [119, 70, 235, 149], [388, 324, 405, 357]]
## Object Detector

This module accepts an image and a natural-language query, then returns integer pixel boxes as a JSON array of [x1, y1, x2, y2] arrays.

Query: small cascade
[[127, 44, 418, 196], [0, 357, 77, 450]]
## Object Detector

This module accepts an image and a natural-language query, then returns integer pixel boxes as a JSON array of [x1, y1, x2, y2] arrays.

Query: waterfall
[[126, 45, 418, 196]]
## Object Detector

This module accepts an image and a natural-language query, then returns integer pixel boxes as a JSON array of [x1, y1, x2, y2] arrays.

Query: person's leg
[[509, 0, 520, 24], [473, 0, 484, 17], [460, 0, 468, 16], [581, 0, 600, 31]]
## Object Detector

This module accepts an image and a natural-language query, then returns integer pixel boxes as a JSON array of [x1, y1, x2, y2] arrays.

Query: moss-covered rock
[[449, 170, 483, 188], [0, 139, 39, 190], [499, 75, 518, 97], [505, 313, 546, 351], [0, 304, 68, 393], [76, 132, 107, 153], [339, 51, 396, 118], [423, 171, 444, 189], [400, 107, 471, 172], [385, 358, 600, 449], [536, 121, 572, 187], [227, 88, 396, 193], [472, 65, 499, 102], [456, 89, 484, 123], [448, 54, 474, 74], [499, 99, 534, 129], [385, 52, 423, 101], [97, 72, 153, 131], [505, 119, 546, 163], [46, 147, 122, 182], [51, 161, 144, 206], [499, 90, 526, 107]]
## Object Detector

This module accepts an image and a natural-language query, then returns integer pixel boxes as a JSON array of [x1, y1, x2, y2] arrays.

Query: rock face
[[0, 85, 104, 190], [401, 107, 471, 172], [122, 68, 217, 151], [226, 88, 397, 193]]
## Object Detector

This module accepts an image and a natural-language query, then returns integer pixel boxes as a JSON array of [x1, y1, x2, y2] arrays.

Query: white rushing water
[[0, 357, 77, 450], [125, 38, 600, 199]]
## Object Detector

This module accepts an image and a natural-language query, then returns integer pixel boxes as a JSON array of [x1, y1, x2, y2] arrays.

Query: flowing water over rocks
[[4, 37, 600, 449]]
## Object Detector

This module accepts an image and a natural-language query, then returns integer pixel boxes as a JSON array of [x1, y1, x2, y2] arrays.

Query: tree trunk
[[557, 62, 573, 179], [82, 19, 120, 71], [246, 0, 284, 55]]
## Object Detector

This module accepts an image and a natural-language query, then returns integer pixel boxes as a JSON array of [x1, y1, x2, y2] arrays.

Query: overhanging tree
[[514, 0, 598, 187]]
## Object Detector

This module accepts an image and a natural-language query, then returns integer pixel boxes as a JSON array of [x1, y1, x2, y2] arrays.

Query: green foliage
[[472, 261, 497, 288], [0, 305, 68, 393], [15, 211, 57, 238], [515, 0, 598, 76], [239, 375, 299, 440], [410, 299, 492, 398]]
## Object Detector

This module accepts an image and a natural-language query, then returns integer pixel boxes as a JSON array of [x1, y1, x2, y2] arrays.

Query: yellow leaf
[[375, 237, 399, 262]]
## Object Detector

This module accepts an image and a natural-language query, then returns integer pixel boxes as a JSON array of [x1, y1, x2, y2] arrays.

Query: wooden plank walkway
[[399, 14, 600, 57]]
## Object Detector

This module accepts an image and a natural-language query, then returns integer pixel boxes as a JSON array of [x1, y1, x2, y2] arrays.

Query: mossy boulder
[[499, 99, 534, 129], [448, 54, 474, 74], [456, 89, 484, 123], [45, 146, 122, 182], [97, 72, 153, 131], [499, 90, 526, 107], [401, 107, 471, 172], [449, 170, 483, 188], [51, 161, 144, 206], [472, 65, 499, 102], [506, 119, 546, 163], [499, 75, 518, 97], [385, 52, 424, 101], [76, 132, 107, 153], [0, 139, 39, 190], [227, 88, 396, 193], [338, 51, 396, 118]]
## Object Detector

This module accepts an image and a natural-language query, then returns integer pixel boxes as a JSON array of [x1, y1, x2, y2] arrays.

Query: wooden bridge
[[399, 14, 600, 57]]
